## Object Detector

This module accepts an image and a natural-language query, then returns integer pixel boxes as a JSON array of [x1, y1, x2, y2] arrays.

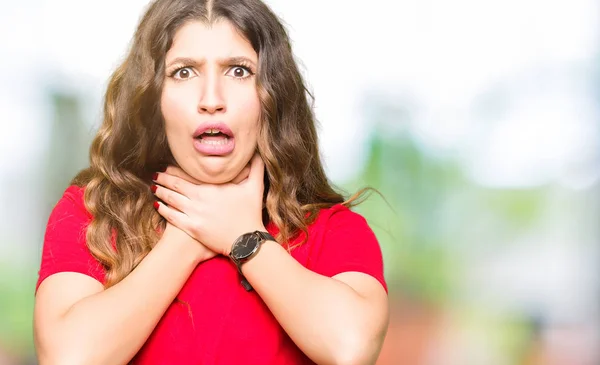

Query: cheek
[[248, 89, 261, 121], [235, 89, 261, 132], [161, 91, 176, 132], [161, 87, 193, 136]]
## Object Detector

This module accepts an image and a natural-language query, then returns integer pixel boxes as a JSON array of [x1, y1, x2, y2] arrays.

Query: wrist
[[155, 233, 202, 269], [158, 227, 206, 265], [195, 244, 214, 264]]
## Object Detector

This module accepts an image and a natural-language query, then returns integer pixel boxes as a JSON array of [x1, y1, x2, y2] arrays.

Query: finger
[[153, 201, 192, 234], [152, 184, 191, 214], [232, 165, 251, 184], [247, 153, 265, 186], [162, 166, 203, 185], [153, 170, 196, 197]]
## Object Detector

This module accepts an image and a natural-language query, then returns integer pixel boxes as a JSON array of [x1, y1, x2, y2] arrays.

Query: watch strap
[[256, 231, 275, 243]]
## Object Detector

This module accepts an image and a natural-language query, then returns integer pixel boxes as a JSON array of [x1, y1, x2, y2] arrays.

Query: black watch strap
[[256, 231, 275, 243]]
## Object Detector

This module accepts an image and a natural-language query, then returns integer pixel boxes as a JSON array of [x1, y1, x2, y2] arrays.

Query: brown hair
[[72, 0, 364, 288]]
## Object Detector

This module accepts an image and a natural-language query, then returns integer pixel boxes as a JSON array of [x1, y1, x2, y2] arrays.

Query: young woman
[[33, 0, 389, 364]]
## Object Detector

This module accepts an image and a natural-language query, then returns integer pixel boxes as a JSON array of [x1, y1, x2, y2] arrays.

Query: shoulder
[[44, 184, 94, 243], [45, 185, 92, 233], [271, 204, 377, 264], [53, 185, 90, 217], [305, 204, 387, 291], [306, 203, 379, 256], [42, 186, 88, 231], [63, 184, 87, 208], [310, 204, 371, 233], [37, 185, 105, 292]]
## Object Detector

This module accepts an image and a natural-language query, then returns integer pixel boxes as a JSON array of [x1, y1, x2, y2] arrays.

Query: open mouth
[[192, 123, 235, 155], [195, 129, 231, 145]]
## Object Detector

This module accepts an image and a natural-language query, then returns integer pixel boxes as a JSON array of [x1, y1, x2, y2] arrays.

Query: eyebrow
[[165, 56, 257, 69]]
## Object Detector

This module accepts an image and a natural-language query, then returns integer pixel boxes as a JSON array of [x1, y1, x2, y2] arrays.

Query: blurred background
[[1, 0, 599, 364]]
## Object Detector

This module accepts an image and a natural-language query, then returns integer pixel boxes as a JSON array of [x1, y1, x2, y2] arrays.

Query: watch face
[[231, 233, 259, 260]]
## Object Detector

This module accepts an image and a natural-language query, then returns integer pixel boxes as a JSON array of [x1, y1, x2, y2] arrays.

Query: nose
[[197, 75, 226, 114]]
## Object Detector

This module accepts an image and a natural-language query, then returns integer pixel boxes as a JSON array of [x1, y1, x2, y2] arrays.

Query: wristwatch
[[229, 230, 275, 291]]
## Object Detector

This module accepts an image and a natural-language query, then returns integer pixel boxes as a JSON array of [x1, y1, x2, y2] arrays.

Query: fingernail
[[151, 184, 157, 193], [152, 172, 159, 181], [159, 165, 168, 172], [153, 201, 159, 210]]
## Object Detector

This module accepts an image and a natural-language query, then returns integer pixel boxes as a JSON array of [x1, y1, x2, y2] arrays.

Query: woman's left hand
[[152, 154, 267, 256]]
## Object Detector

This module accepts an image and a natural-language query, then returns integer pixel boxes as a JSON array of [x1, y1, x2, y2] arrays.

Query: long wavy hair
[[72, 0, 367, 288]]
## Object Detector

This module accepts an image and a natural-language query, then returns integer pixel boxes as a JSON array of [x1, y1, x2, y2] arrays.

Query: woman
[[33, 0, 389, 364]]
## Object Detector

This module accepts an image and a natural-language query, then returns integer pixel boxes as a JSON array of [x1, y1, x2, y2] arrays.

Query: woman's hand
[[152, 154, 266, 256]]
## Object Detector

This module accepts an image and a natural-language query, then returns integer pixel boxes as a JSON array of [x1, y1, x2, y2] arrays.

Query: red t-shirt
[[36, 185, 387, 364]]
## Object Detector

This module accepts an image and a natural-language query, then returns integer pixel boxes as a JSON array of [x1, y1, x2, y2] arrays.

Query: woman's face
[[161, 19, 261, 184]]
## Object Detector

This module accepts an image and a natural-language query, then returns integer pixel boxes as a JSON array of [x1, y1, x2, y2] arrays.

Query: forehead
[[166, 19, 257, 63]]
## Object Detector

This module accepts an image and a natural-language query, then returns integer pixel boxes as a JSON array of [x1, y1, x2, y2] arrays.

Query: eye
[[171, 67, 197, 80], [226, 66, 253, 79]]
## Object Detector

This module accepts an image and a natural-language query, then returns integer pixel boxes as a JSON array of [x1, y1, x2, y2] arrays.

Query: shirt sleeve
[[36, 186, 106, 293], [310, 206, 387, 292]]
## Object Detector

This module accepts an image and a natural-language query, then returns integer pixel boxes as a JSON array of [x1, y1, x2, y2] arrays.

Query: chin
[[196, 172, 233, 184], [192, 159, 240, 184]]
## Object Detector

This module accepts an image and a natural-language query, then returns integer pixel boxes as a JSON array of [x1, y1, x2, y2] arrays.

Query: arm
[[151, 156, 389, 364], [34, 226, 208, 365], [34, 165, 250, 364], [242, 239, 389, 365]]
